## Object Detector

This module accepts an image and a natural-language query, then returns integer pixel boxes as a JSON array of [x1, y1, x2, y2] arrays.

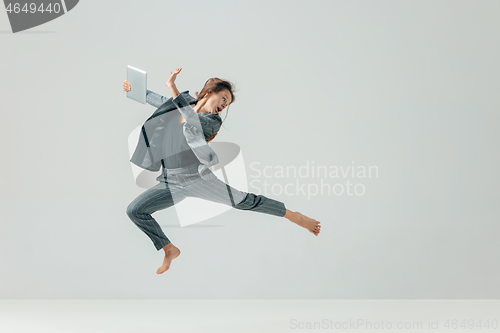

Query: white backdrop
[[1, 0, 499, 298]]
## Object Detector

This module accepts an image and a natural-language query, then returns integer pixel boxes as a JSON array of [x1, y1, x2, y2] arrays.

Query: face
[[203, 89, 232, 115]]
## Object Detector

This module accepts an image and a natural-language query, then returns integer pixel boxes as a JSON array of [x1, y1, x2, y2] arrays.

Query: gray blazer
[[130, 90, 222, 180]]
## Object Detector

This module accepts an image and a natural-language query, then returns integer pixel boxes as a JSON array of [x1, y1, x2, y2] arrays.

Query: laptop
[[126, 65, 147, 104]]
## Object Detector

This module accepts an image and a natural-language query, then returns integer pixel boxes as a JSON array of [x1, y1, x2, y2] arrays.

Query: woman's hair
[[194, 78, 236, 143]]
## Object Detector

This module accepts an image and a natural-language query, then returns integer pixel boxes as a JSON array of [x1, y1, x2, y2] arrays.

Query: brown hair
[[194, 78, 236, 143]]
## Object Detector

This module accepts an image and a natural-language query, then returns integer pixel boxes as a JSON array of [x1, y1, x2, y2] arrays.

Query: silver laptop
[[126, 65, 147, 103]]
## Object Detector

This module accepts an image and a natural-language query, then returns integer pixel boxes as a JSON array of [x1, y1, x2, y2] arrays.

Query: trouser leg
[[233, 191, 287, 217], [126, 182, 186, 251], [185, 175, 287, 218]]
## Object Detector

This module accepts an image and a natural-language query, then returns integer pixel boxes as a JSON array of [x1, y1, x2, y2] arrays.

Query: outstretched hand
[[166, 68, 182, 87]]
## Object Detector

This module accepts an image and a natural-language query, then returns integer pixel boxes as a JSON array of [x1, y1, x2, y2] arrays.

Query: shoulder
[[198, 113, 221, 124], [198, 113, 222, 138], [181, 90, 197, 103], [202, 113, 222, 127], [172, 90, 198, 108]]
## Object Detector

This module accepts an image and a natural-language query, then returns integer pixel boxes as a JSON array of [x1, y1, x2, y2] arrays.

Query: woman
[[124, 68, 321, 274]]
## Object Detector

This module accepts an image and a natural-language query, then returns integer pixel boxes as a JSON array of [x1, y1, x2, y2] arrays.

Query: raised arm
[[166, 68, 222, 138]]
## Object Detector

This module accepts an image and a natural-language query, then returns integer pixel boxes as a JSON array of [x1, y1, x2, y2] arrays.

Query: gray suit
[[126, 90, 286, 251], [130, 89, 222, 178]]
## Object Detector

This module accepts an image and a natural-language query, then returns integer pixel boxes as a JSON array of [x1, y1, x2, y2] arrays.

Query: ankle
[[162, 243, 174, 253], [284, 209, 297, 221]]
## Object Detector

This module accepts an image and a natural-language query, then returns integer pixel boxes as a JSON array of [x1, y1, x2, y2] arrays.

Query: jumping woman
[[124, 68, 321, 274]]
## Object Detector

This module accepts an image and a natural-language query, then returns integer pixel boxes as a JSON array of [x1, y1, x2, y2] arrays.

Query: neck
[[194, 105, 210, 114], [193, 103, 203, 114]]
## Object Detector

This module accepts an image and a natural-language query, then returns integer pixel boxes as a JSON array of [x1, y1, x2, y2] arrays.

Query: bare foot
[[157, 243, 181, 274], [284, 210, 321, 236]]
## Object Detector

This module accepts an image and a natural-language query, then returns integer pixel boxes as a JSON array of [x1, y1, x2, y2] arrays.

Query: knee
[[233, 192, 261, 211], [126, 202, 139, 220]]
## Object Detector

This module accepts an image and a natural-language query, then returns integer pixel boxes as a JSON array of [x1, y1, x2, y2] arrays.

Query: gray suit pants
[[126, 162, 287, 251]]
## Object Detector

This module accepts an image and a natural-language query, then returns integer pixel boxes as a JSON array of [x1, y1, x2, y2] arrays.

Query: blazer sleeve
[[146, 90, 170, 108]]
